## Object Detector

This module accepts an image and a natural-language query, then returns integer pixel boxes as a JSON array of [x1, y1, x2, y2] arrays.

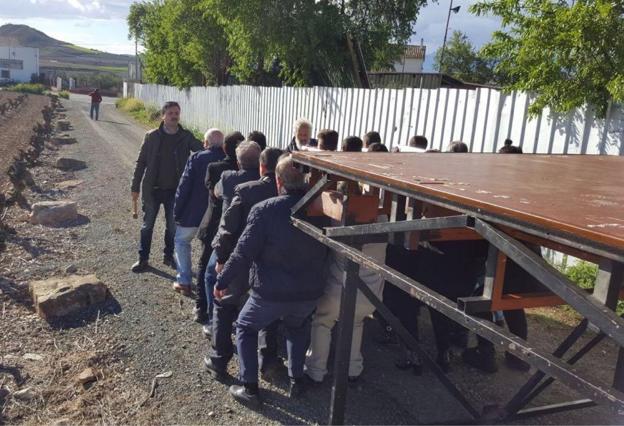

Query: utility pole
[[438, 0, 461, 76]]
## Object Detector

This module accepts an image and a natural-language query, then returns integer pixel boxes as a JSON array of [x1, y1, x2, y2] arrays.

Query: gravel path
[[1, 94, 622, 425]]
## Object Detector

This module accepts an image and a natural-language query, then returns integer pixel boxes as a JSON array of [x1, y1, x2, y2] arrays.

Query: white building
[[0, 46, 40, 83], [393, 44, 426, 73]]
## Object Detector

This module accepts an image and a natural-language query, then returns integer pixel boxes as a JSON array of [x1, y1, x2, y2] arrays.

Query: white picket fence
[[130, 83, 624, 155]]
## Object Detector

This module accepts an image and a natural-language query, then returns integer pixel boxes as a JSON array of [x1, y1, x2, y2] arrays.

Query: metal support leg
[[329, 258, 360, 425]]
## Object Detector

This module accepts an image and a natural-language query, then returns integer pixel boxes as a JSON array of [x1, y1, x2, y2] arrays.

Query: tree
[[471, 0, 624, 117], [434, 30, 496, 84]]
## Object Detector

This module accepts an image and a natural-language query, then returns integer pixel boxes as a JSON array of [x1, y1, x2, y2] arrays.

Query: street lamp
[[438, 0, 461, 74]]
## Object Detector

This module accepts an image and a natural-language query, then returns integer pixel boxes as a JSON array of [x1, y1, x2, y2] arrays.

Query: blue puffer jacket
[[216, 193, 328, 302], [174, 147, 225, 227]]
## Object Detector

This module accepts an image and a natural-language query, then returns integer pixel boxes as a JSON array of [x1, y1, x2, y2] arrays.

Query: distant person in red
[[88, 88, 102, 121]]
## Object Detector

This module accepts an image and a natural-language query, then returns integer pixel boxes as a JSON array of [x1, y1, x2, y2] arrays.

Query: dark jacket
[[286, 137, 318, 152], [196, 156, 237, 241], [213, 168, 261, 219], [211, 173, 278, 302], [131, 123, 203, 204], [173, 147, 225, 227], [216, 193, 328, 302]]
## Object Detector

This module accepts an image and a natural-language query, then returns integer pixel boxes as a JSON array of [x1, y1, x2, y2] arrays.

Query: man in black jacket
[[131, 101, 202, 273], [194, 132, 244, 322], [204, 147, 283, 380], [215, 156, 327, 406]]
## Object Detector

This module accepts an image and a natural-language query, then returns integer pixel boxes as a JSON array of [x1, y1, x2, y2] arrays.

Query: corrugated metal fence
[[131, 83, 624, 155]]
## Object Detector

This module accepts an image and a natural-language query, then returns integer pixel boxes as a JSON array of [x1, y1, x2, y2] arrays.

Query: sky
[[0, 0, 502, 68]]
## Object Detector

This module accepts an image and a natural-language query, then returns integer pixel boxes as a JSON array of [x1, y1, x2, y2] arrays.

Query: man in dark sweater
[[171, 129, 225, 297], [204, 147, 283, 380], [215, 156, 327, 406], [130, 101, 203, 273], [194, 132, 244, 322]]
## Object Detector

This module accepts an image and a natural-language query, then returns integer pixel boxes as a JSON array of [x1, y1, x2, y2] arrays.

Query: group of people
[[130, 101, 533, 407]]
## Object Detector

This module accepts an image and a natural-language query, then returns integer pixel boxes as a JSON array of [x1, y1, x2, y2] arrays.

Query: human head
[[275, 155, 306, 195], [259, 147, 283, 176], [236, 141, 261, 170], [498, 139, 523, 154], [161, 101, 180, 128], [408, 135, 428, 150], [223, 131, 245, 159], [293, 118, 313, 145], [317, 129, 339, 151], [367, 142, 388, 152], [341, 136, 363, 152], [247, 130, 267, 151], [203, 128, 224, 149], [363, 131, 381, 148], [447, 141, 468, 153]]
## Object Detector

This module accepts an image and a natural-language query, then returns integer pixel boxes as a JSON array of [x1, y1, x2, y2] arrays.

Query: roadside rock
[[23, 353, 44, 361], [56, 179, 84, 190], [52, 136, 77, 146], [76, 368, 98, 386], [30, 200, 77, 226], [56, 120, 71, 131], [29, 274, 108, 320], [56, 157, 87, 171], [65, 264, 78, 274], [12, 388, 36, 401]]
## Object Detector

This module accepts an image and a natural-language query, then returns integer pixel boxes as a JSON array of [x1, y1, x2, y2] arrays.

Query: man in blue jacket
[[214, 156, 327, 406], [172, 129, 224, 296]]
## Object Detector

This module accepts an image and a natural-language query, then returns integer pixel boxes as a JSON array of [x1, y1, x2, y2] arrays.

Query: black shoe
[[163, 255, 176, 269], [193, 306, 209, 324], [131, 259, 149, 273], [505, 352, 530, 372], [462, 347, 498, 374], [436, 350, 452, 373], [203, 356, 227, 381], [288, 378, 306, 398], [229, 384, 261, 408]]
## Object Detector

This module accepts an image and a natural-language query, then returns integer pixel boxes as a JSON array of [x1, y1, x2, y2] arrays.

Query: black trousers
[[195, 240, 212, 313]]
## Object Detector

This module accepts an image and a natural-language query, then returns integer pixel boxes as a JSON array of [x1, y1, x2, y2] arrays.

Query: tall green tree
[[471, 0, 624, 117], [434, 30, 496, 84]]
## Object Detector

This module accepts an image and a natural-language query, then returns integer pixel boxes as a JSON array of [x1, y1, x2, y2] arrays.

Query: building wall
[[393, 58, 424, 73], [0, 46, 40, 82], [133, 83, 624, 156]]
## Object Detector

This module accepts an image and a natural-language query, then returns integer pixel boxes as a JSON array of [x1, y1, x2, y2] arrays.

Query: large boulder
[[29, 274, 108, 320], [52, 136, 77, 146], [56, 157, 86, 171], [56, 120, 71, 131], [30, 200, 77, 226]]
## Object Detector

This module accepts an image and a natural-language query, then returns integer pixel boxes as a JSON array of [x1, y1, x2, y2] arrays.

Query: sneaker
[[505, 352, 530, 372], [462, 347, 498, 374], [288, 378, 306, 398], [172, 282, 191, 296], [163, 255, 176, 269], [229, 384, 261, 408], [203, 356, 228, 381], [131, 259, 149, 273]]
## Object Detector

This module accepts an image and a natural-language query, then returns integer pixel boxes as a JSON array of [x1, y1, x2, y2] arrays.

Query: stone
[[65, 264, 78, 274], [13, 388, 35, 401], [55, 158, 86, 171], [56, 120, 71, 131], [23, 353, 44, 361], [30, 201, 77, 226], [29, 274, 108, 320], [76, 368, 97, 386], [56, 179, 84, 190], [52, 136, 77, 146]]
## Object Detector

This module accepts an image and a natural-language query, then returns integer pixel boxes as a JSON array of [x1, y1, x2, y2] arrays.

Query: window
[[0, 70, 9, 79], [0, 59, 23, 70]]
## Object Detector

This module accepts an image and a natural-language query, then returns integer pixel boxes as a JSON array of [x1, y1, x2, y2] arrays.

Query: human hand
[[213, 287, 228, 300], [215, 262, 224, 274]]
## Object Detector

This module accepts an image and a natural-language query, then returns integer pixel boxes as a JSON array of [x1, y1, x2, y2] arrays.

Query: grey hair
[[236, 141, 261, 169], [275, 155, 306, 193], [293, 118, 312, 135], [204, 128, 224, 148]]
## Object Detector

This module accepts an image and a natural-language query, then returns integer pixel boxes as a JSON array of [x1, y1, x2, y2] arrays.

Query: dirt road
[[1, 94, 621, 424]]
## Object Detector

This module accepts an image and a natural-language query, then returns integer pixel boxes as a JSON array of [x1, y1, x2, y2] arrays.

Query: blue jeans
[[139, 189, 176, 261], [174, 226, 197, 286], [90, 102, 100, 120], [204, 251, 218, 320], [236, 294, 316, 384]]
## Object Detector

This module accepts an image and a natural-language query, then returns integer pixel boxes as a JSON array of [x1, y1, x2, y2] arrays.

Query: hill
[[0, 24, 132, 75]]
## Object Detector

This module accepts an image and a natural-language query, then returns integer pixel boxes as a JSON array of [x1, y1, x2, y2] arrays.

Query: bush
[[116, 97, 161, 128], [58, 90, 70, 99], [9, 83, 47, 95], [564, 261, 598, 290]]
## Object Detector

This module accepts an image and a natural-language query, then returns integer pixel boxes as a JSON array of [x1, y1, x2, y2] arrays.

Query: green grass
[[116, 97, 161, 128], [8, 83, 47, 95], [66, 44, 96, 54], [58, 90, 70, 99]]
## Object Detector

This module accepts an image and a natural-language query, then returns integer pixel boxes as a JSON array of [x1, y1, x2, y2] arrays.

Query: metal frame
[[290, 167, 624, 425]]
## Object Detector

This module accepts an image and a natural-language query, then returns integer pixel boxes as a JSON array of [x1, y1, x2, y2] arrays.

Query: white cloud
[[0, 0, 133, 20]]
